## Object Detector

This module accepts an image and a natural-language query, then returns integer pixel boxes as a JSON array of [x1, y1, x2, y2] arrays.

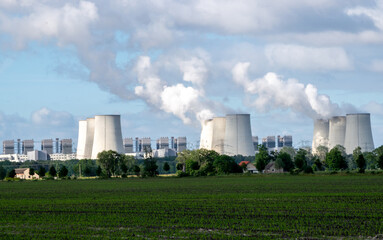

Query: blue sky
[[1, 0, 383, 150]]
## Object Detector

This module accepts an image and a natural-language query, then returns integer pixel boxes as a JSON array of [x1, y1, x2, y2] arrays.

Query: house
[[15, 168, 40, 179], [239, 161, 258, 174], [263, 162, 283, 173]]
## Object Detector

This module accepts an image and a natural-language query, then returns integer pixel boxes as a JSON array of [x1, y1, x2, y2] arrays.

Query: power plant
[[312, 113, 374, 154], [199, 114, 254, 156], [76, 115, 124, 160]]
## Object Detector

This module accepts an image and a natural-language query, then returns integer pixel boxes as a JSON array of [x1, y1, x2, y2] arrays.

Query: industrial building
[[175, 137, 187, 152], [22, 140, 34, 155], [252, 136, 259, 151], [156, 137, 169, 149], [41, 139, 53, 154], [312, 113, 374, 154], [200, 114, 254, 156], [3, 140, 15, 154], [262, 136, 276, 149], [123, 138, 134, 153]]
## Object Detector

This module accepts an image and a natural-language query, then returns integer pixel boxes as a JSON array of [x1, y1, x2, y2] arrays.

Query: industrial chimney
[[328, 116, 346, 150], [344, 113, 374, 154]]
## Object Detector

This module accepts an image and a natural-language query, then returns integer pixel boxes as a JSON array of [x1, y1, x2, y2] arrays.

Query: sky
[[1, 0, 383, 151]]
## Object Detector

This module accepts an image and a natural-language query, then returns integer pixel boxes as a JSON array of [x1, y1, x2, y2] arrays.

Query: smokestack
[[224, 114, 254, 156], [328, 116, 346, 150], [91, 115, 124, 159], [344, 113, 374, 154], [312, 119, 329, 154], [211, 117, 226, 154]]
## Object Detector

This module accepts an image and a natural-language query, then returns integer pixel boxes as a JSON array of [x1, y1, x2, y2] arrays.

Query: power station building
[[312, 113, 374, 154], [199, 114, 255, 156]]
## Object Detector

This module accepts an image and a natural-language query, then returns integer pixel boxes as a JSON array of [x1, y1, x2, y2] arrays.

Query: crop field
[[1, 175, 383, 239]]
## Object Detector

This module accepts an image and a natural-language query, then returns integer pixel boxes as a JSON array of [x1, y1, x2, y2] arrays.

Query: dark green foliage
[[96, 166, 102, 176], [356, 154, 366, 173], [294, 149, 308, 170], [275, 152, 294, 172], [6, 169, 16, 178], [255, 145, 269, 173], [142, 158, 158, 177], [213, 155, 242, 174], [97, 150, 124, 177], [120, 162, 128, 174], [0, 166, 6, 180], [29, 168, 34, 176], [58, 166, 69, 178], [313, 156, 323, 171], [49, 166, 57, 177], [378, 154, 383, 170], [176, 163, 183, 171], [37, 167, 46, 178], [326, 147, 348, 170], [1, 176, 383, 238], [163, 162, 170, 172], [304, 166, 314, 174], [133, 165, 140, 176]]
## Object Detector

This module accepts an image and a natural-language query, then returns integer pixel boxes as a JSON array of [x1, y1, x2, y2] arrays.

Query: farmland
[[1, 175, 383, 239]]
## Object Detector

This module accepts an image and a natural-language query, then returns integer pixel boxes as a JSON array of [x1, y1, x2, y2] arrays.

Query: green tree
[[315, 145, 328, 162], [96, 166, 102, 176], [83, 166, 92, 176], [163, 162, 170, 172], [280, 146, 296, 159], [29, 168, 35, 176], [294, 149, 308, 170], [356, 154, 366, 173], [0, 166, 6, 180], [7, 169, 16, 178], [37, 167, 46, 178], [378, 154, 383, 170], [275, 152, 294, 172], [120, 162, 128, 175], [363, 152, 377, 169], [97, 150, 123, 177], [255, 145, 269, 173], [213, 155, 241, 174], [353, 147, 362, 168], [313, 156, 323, 171], [133, 165, 140, 176], [58, 166, 69, 178], [142, 158, 158, 177], [49, 166, 57, 177], [326, 147, 348, 170]]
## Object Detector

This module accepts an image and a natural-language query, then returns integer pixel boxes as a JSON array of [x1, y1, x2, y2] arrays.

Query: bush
[[304, 166, 314, 174], [290, 168, 301, 175], [176, 170, 189, 178], [121, 174, 127, 178]]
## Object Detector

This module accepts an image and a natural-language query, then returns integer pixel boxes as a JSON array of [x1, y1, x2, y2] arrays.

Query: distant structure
[[60, 139, 72, 154], [123, 138, 134, 153], [175, 137, 187, 152], [3, 140, 14, 154], [312, 113, 374, 155], [27, 150, 48, 161], [262, 136, 276, 149], [252, 136, 258, 151], [312, 119, 329, 154], [278, 135, 293, 147], [200, 114, 254, 156], [139, 138, 152, 153], [157, 137, 169, 149], [41, 139, 53, 154], [76, 115, 124, 160], [22, 140, 34, 155]]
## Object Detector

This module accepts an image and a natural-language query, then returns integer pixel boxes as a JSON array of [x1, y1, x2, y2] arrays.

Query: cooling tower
[[84, 118, 95, 159], [199, 119, 214, 150], [91, 115, 124, 159], [344, 113, 374, 154], [312, 119, 329, 154], [224, 114, 254, 156], [76, 120, 87, 159], [211, 117, 226, 154], [328, 116, 346, 150]]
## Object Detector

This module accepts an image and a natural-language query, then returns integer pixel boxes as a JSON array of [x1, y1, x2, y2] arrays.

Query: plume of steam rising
[[232, 62, 341, 119], [134, 56, 214, 124]]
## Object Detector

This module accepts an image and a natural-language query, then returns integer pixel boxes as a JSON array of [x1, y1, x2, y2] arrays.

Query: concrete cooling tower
[[312, 119, 329, 154], [224, 114, 254, 156], [211, 117, 226, 154], [328, 116, 346, 150], [84, 118, 95, 159], [91, 115, 124, 159], [76, 120, 88, 159], [344, 113, 374, 154], [199, 119, 214, 150]]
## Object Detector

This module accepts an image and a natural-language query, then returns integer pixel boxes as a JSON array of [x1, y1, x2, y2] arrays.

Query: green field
[[1, 175, 383, 239]]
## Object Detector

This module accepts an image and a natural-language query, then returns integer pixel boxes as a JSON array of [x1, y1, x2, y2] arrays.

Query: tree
[[29, 168, 35, 176], [356, 154, 366, 173], [313, 156, 323, 171], [58, 166, 69, 178], [7, 169, 16, 178], [96, 166, 102, 176], [97, 150, 124, 177], [213, 155, 241, 174], [133, 165, 140, 176], [315, 145, 328, 162], [326, 147, 348, 170], [275, 152, 294, 172], [294, 149, 308, 170], [255, 145, 269, 173], [0, 166, 6, 180], [353, 147, 362, 168], [378, 154, 383, 170], [37, 167, 46, 178], [163, 162, 170, 172], [120, 162, 128, 175], [49, 166, 57, 177], [142, 158, 158, 177]]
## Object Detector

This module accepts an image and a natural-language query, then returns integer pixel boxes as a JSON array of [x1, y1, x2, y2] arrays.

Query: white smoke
[[232, 62, 341, 119], [134, 56, 214, 124]]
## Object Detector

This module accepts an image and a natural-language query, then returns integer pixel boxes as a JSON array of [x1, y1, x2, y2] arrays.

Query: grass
[[1, 175, 383, 239]]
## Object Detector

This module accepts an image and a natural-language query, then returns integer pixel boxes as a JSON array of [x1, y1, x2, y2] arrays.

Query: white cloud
[[347, 0, 383, 31], [31, 107, 75, 127], [265, 44, 352, 71]]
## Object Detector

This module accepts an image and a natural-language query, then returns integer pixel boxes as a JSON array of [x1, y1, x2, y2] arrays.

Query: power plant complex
[[312, 113, 374, 154]]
